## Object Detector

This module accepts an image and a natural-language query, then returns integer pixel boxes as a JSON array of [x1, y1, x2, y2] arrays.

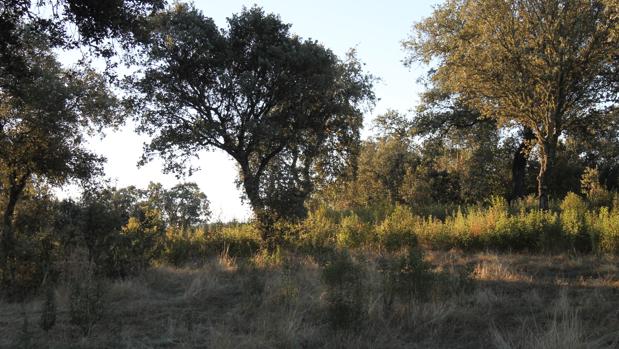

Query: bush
[[336, 213, 370, 248], [39, 286, 57, 332], [104, 213, 165, 277], [163, 227, 209, 266], [378, 248, 435, 311], [0, 233, 56, 302], [299, 206, 338, 250], [560, 193, 592, 252], [376, 205, 418, 252], [581, 167, 613, 208], [208, 224, 261, 257], [592, 208, 619, 254], [321, 251, 366, 330], [66, 254, 107, 336]]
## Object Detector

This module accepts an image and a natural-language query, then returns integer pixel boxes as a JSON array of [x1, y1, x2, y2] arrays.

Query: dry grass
[[1, 250, 618, 348]]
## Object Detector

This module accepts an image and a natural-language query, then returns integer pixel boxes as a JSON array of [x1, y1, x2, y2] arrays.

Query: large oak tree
[[405, 0, 619, 209], [129, 4, 374, 244]]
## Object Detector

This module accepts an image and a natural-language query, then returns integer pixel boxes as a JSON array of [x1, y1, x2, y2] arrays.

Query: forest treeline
[[0, 0, 618, 302]]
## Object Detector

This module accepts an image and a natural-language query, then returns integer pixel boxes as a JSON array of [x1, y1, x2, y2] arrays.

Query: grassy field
[[1, 250, 618, 348]]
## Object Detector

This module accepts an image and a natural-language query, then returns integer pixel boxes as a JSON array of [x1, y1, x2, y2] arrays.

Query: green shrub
[[379, 248, 435, 311], [592, 208, 619, 254], [434, 263, 475, 297], [299, 206, 338, 250], [560, 193, 592, 252], [321, 251, 366, 330], [521, 209, 562, 251], [336, 213, 370, 248], [509, 194, 538, 214], [67, 257, 107, 337], [209, 224, 261, 257], [416, 216, 452, 249], [376, 205, 418, 252], [0, 232, 57, 302], [163, 228, 209, 266], [581, 167, 613, 208]]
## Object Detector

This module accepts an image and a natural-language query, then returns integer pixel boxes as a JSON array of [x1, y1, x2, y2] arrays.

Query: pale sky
[[61, 0, 440, 222]]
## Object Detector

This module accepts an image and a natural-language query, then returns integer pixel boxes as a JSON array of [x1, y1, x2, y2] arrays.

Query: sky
[[66, 0, 440, 222]]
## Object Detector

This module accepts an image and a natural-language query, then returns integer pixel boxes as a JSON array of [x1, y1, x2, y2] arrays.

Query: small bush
[[17, 309, 32, 349], [39, 286, 57, 332], [434, 263, 475, 297], [163, 228, 208, 266], [66, 254, 107, 337], [376, 205, 418, 252], [300, 206, 338, 250], [581, 167, 613, 208], [209, 224, 261, 257], [379, 248, 435, 311], [592, 208, 619, 254], [336, 213, 370, 248], [321, 251, 366, 330], [0, 233, 57, 302], [560, 193, 592, 252]]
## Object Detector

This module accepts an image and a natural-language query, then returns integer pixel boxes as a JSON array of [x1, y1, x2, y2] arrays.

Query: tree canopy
[[405, 0, 619, 208], [129, 4, 374, 243], [0, 28, 119, 291]]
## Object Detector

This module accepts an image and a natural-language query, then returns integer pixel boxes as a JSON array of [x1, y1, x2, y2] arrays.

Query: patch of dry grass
[[0, 250, 617, 348]]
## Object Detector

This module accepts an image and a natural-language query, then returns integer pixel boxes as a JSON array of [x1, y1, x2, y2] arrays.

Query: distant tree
[[0, 29, 118, 290], [160, 182, 210, 232], [405, 0, 619, 209], [129, 4, 374, 246]]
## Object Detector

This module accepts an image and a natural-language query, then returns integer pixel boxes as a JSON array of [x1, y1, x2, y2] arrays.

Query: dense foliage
[[127, 4, 374, 247]]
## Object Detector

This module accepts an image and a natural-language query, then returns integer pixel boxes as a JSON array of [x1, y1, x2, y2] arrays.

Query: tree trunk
[[239, 166, 277, 251], [1, 173, 29, 294], [510, 127, 535, 201], [537, 140, 557, 210]]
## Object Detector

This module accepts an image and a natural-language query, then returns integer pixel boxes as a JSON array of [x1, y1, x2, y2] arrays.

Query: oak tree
[[129, 5, 374, 244], [405, 0, 619, 208], [0, 29, 118, 291]]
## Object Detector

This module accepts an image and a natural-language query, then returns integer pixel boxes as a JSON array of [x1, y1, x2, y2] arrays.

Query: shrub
[[592, 208, 619, 254], [434, 263, 475, 297], [39, 286, 57, 332], [522, 209, 562, 252], [163, 227, 209, 266], [17, 309, 32, 349], [509, 194, 539, 214], [69, 276, 107, 337], [416, 216, 452, 249], [66, 253, 107, 337], [0, 232, 57, 302], [106, 213, 165, 276], [336, 213, 370, 248], [209, 224, 261, 257], [376, 205, 418, 252], [299, 206, 338, 250], [321, 251, 366, 330], [560, 193, 592, 252], [379, 248, 435, 312], [581, 167, 613, 208]]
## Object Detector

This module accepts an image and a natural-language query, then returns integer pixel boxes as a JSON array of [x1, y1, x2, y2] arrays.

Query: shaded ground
[[1, 251, 618, 348]]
